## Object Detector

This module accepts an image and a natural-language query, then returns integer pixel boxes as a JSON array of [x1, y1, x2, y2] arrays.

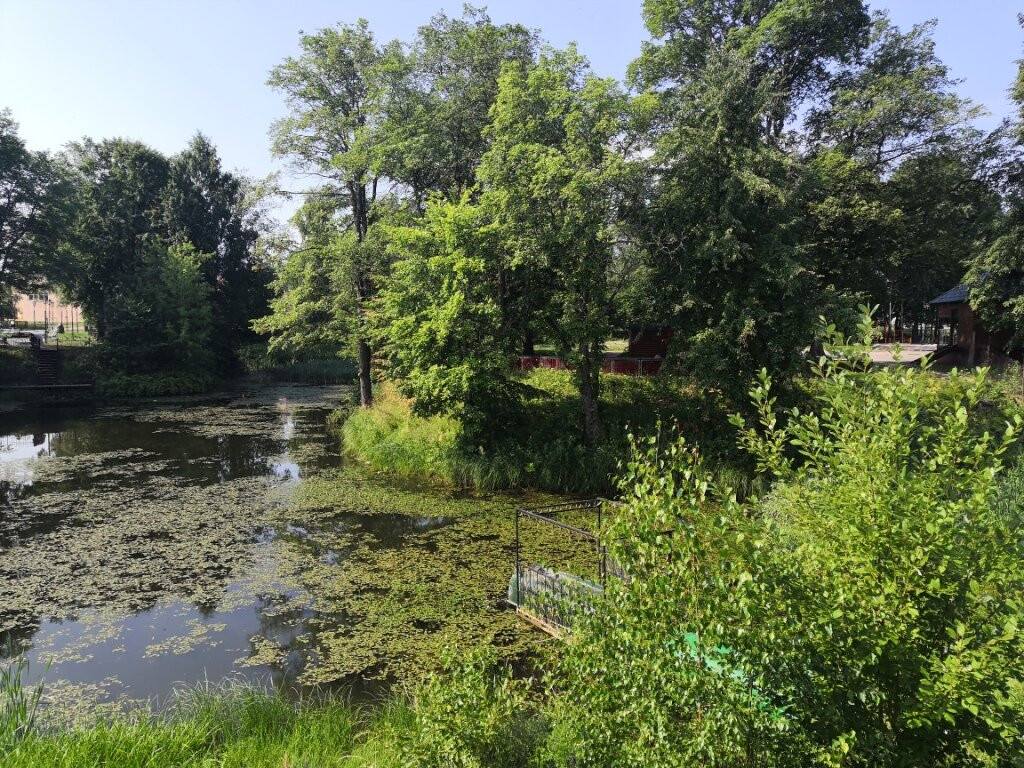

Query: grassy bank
[[2, 676, 411, 768], [342, 369, 745, 494], [0, 348, 36, 386], [2, 656, 544, 768]]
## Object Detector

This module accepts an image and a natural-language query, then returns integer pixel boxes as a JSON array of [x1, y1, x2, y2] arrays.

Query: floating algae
[[0, 383, 579, 711]]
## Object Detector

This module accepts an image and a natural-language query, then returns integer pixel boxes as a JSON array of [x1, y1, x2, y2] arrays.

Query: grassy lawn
[[531, 338, 629, 356], [53, 331, 94, 347]]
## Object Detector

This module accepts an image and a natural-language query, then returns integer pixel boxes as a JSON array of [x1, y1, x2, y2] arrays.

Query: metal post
[[513, 507, 521, 607]]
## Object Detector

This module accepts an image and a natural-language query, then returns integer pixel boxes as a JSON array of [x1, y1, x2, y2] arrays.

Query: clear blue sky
[[1, 0, 1019, 210]]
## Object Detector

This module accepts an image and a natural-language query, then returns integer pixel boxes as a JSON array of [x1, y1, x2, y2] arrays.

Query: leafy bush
[[97, 371, 216, 397], [551, 318, 1024, 766], [405, 649, 545, 768], [0, 348, 35, 385]]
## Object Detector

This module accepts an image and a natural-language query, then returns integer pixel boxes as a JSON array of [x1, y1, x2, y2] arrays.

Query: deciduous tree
[[0, 110, 75, 293], [268, 20, 399, 406], [480, 49, 634, 446]]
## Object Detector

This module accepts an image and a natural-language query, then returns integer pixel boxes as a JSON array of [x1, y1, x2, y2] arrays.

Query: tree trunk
[[578, 343, 604, 448], [350, 178, 374, 408], [523, 331, 535, 356], [357, 337, 373, 408]]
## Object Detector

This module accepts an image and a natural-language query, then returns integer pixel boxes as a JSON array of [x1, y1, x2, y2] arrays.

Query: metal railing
[[511, 499, 622, 635]]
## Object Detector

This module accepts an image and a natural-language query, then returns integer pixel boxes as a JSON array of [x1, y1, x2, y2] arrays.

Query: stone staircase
[[35, 348, 61, 385]]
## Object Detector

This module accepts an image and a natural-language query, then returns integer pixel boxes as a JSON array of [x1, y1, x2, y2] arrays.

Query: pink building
[[13, 289, 84, 330]]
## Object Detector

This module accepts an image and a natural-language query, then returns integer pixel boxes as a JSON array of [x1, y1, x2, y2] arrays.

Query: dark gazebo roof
[[930, 284, 968, 305]]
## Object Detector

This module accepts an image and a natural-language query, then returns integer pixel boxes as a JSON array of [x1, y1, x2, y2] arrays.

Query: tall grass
[[1, 657, 45, 751], [342, 382, 461, 483], [1, 669, 415, 768]]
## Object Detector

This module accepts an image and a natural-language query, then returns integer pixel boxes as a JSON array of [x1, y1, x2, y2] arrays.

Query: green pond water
[[0, 384, 592, 717]]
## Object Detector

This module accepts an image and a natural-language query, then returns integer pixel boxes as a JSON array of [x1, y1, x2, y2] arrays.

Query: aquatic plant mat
[[0, 384, 567, 719]]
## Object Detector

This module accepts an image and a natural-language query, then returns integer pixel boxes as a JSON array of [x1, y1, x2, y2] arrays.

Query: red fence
[[514, 355, 663, 376]]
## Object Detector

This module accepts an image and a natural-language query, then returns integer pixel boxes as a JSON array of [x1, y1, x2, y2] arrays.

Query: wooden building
[[514, 326, 675, 377], [930, 284, 1014, 366], [626, 326, 674, 359]]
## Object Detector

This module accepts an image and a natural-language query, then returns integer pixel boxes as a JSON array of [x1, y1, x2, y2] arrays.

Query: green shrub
[[261, 358, 359, 385], [550, 318, 1024, 766], [405, 649, 545, 768], [236, 343, 358, 384], [0, 348, 34, 385], [60, 346, 99, 384], [97, 371, 216, 397]]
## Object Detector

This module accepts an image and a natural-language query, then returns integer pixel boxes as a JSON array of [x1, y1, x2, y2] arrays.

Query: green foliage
[[640, 45, 818, 402], [60, 134, 269, 385], [1, 673, 414, 768], [98, 241, 215, 379], [237, 341, 358, 384], [96, 371, 216, 398], [963, 26, 1024, 349], [967, 217, 1024, 348], [253, 197, 355, 359], [64, 137, 172, 333], [263, 359, 358, 385], [800, 149, 900, 309], [342, 369, 743, 495], [0, 110, 75, 293], [632, 3, 998, 384], [802, 13, 998, 331], [478, 47, 634, 445], [633, 0, 870, 139], [552, 315, 1024, 766], [377, 6, 538, 203], [267, 20, 402, 405], [377, 45, 636, 446], [161, 134, 271, 370], [806, 13, 981, 171], [405, 648, 544, 768], [0, 348, 35, 385], [380, 195, 522, 435]]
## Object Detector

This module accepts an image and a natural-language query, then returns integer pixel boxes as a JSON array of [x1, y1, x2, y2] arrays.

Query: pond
[[0, 384, 573, 718]]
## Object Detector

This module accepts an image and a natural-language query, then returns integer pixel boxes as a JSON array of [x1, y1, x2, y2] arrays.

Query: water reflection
[[0, 385, 354, 707]]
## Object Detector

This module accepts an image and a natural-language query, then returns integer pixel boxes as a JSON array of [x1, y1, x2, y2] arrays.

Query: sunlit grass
[[342, 369, 746, 494], [1, 667, 415, 768]]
